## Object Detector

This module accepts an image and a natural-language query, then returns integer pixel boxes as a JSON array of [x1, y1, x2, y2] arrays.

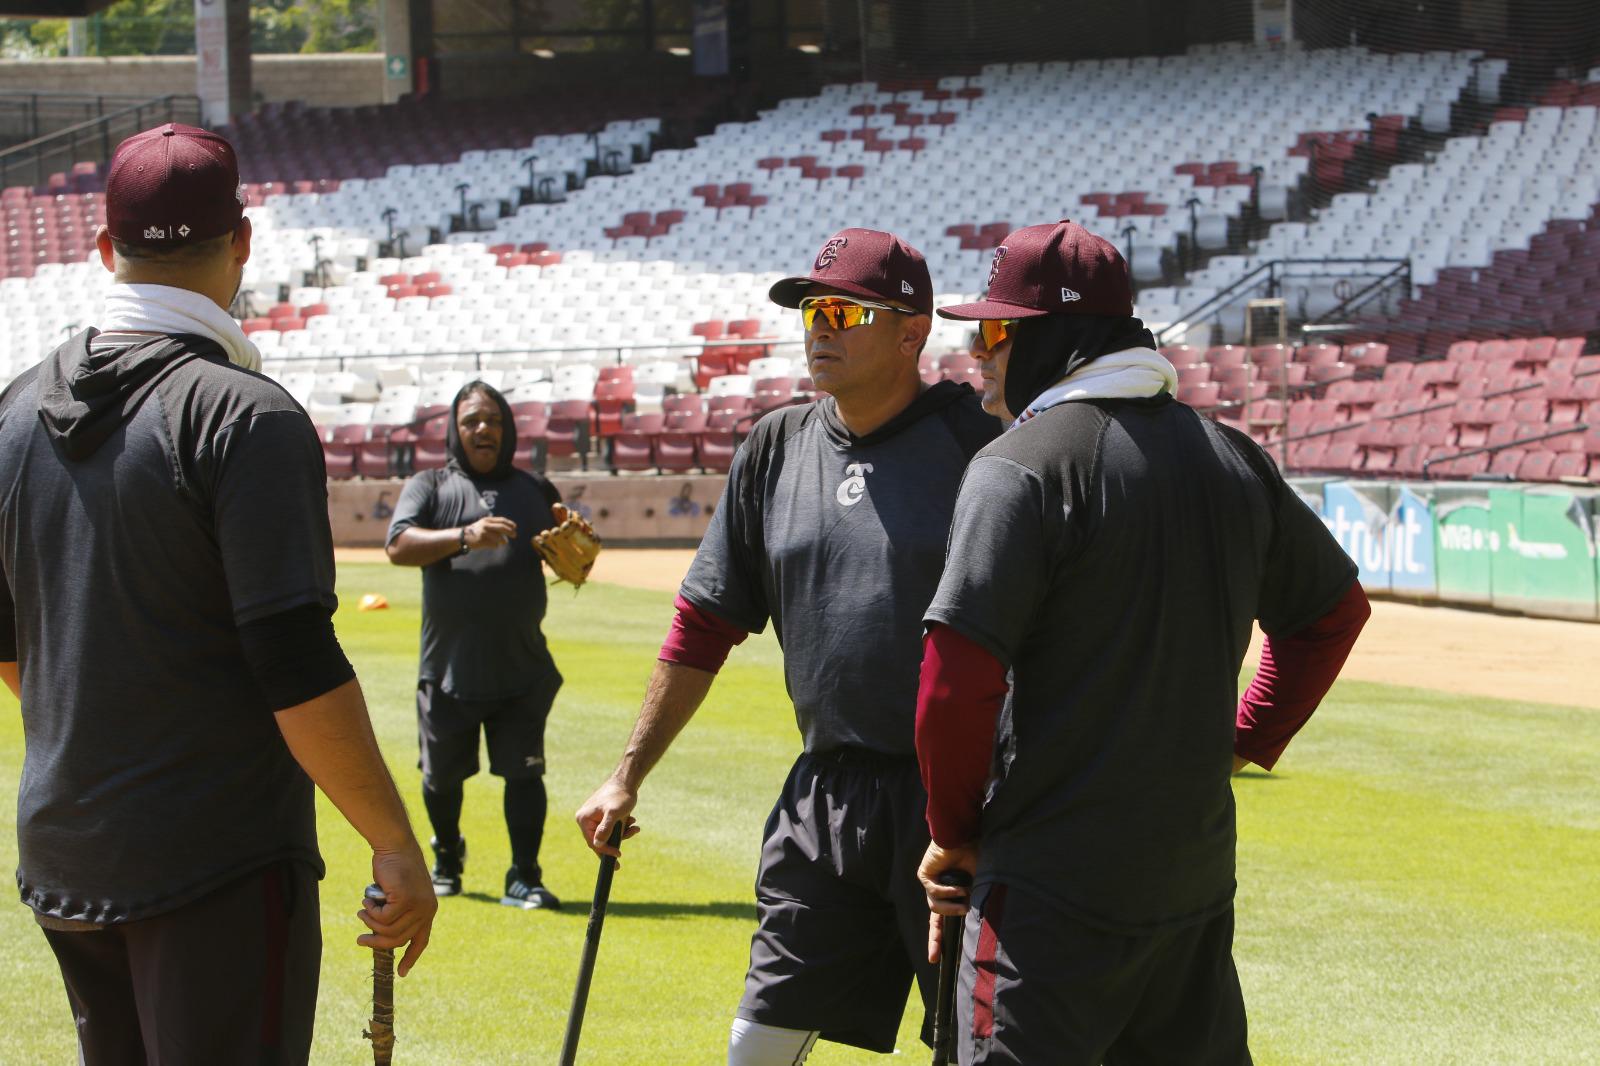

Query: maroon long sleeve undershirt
[[657, 593, 749, 673], [916, 623, 1010, 848], [915, 579, 1372, 847], [1235, 579, 1371, 770]]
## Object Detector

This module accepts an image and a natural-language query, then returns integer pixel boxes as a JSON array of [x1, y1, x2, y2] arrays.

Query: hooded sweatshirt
[[386, 381, 564, 701], [0, 328, 336, 922]]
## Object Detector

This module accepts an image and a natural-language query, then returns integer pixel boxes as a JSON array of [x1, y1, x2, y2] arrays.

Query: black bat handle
[[931, 869, 973, 1066], [559, 821, 625, 1066]]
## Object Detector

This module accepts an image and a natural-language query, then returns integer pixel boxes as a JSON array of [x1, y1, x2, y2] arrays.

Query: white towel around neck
[[1011, 346, 1179, 430], [97, 283, 262, 373]]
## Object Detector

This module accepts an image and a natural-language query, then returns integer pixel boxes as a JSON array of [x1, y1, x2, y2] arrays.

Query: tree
[[0, 0, 377, 59]]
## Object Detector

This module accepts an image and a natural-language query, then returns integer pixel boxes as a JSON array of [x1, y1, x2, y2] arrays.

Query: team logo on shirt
[[836, 463, 873, 507], [480, 490, 498, 510], [815, 237, 848, 271]]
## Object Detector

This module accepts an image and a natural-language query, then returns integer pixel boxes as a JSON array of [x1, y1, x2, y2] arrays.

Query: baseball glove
[[533, 503, 602, 588]]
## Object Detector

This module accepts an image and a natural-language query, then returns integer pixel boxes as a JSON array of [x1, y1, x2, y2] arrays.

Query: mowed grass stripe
[[0, 562, 1594, 1063]]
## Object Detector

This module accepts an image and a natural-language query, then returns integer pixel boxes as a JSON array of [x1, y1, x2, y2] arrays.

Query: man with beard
[[387, 381, 570, 910], [915, 220, 1370, 1065], [0, 123, 434, 1063], [576, 229, 999, 1064]]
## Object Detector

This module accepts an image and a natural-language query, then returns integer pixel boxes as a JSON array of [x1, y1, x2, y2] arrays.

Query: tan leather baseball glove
[[533, 503, 602, 588]]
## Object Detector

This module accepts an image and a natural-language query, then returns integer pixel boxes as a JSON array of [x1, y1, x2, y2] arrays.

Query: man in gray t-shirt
[[388, 381, 569, 911], [577, 230, 997, 1063]]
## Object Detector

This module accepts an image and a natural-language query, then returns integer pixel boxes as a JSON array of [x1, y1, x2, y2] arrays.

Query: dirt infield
[[338, 547, 1599, 711]]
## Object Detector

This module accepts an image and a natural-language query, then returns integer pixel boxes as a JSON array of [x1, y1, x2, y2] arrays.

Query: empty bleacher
[[0, 43, 1594, 484]]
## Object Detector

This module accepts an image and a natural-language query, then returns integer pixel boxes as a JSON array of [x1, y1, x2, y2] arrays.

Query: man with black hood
[[914, 220, 1371, 1065], [387, 380, 569, 910], [576, 229, 998, 1065], [0, 123, 435, 1062]]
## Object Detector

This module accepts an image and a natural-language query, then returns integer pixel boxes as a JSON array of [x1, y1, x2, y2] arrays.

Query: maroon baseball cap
[[769, 228, 933, 315], [105, 123, 245, 248], [938, 220, 1132, 320]]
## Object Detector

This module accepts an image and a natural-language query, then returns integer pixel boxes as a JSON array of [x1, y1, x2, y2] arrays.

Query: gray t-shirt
[[0, 330, 333, 923], [927, 395, 1356, 933], [681, 382, 998, 756], [386, 466, 562, 700]]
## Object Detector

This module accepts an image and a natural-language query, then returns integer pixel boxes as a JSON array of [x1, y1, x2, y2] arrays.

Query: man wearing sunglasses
[[577, 228, 998, 1064], [914, 220, 1370, 1064]]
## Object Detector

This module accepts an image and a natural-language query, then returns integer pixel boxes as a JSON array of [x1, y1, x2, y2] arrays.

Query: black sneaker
[[431, 836, 466, 897], [501, 868, 560, 910]]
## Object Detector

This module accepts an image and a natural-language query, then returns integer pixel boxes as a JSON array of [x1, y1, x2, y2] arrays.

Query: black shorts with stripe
[[737, 748, 938, 1054], [958, 880, 1251, 1065]]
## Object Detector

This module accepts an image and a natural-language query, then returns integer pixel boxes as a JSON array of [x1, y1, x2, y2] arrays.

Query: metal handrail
[[1306, 259, 1411, 327], [253, 335, 801, 374], [0, 93, 201, 191], [1420, 423, 1589, 477], [1154, 257, 1409, 345]]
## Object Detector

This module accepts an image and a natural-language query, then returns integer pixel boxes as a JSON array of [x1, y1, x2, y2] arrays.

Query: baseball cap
[[938, 220, 1133, 320], [105, 123, 246, 249], [769, 228, 933, 315]]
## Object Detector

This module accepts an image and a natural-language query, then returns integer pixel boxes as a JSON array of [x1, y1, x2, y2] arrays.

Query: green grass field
[[2, 562, 1597, 1064]]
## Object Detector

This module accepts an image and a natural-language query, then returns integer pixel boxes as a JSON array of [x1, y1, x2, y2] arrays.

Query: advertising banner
[[1433, 485, 1495, 605], [1388, 484, 1437, 597], [1494, 486, 1600, 620], [1322, 480, 1395, 590], [1320, 480, 1437, 595]]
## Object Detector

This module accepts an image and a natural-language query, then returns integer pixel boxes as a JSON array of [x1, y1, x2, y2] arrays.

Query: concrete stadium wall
[[329, 474, 726, 548], [1292, 477, 1600, 622], [0, 54, 386, 111]]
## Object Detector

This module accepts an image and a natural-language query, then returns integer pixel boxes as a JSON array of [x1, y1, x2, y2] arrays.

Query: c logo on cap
[[815, 237, 848, 271], [988, 246, 1008, 287]]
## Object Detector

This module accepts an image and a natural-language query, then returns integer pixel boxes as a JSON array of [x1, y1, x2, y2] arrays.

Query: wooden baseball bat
[[364, 884, 396, 1066]]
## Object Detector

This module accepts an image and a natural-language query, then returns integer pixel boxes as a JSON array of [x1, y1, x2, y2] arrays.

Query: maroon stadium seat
[[1517, 451, 1557, 481], [546, 399, 593, 466], [1489, 448, 1525, 478], [654, 430, 699, 473], [753, 377, 795, 413], [321, 428, 358, 479], [357, 426, 397, 478], [1550, 452, 1588, 479], [610, 412, 661, 472]]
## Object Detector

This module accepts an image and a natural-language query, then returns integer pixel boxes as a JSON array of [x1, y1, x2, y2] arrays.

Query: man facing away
[[576, 229, 999, 1064], [0, 124, 434, 1064], [916, 221, 1370, 1065]]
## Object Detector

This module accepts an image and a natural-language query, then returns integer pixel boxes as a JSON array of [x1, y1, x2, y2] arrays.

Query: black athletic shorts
[[737, 748, 938, 1054], [958, 881, 1251, 1065], [416, 672, 561, 787], [40, 859, 321, 1066]]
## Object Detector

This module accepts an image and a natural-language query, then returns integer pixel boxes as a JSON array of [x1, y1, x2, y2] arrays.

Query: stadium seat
[[610, 412, 663, 472]]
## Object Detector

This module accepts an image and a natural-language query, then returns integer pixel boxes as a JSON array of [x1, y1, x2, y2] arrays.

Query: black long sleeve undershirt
[[237, 602, 356, 711]]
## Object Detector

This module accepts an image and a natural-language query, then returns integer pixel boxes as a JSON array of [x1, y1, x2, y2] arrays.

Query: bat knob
[[364, 883, 388, 906]]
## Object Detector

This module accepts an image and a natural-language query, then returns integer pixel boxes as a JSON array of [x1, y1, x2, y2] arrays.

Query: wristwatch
[[458, 526, 471, 556]]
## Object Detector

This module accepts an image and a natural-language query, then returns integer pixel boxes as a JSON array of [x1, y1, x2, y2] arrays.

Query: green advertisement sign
[[1494, 487, 1599, 621], [1433, 485, 1495, 606]]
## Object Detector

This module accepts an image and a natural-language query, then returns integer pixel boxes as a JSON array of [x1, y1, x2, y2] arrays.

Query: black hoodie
[[0, 328, 336, 922], [445, 379, 518, 481], [1003, 314, 1158, 419], [386, 380, 563, 700]]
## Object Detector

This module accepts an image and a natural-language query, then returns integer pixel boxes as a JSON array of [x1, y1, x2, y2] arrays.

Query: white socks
[[727, 1018, 821, 1065]]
